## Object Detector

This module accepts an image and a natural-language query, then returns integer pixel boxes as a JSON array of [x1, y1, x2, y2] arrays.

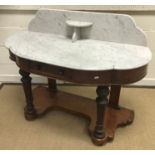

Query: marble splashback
[[29, 9, 147, 46]]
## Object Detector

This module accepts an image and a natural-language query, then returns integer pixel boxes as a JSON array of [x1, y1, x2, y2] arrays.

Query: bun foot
[[91, 135, 109, 146], [90, 129, 114, 146], [24, 107, 37, 121]]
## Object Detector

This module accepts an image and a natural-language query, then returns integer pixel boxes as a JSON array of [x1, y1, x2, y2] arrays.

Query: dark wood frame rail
[[9, 50, 148, 145]]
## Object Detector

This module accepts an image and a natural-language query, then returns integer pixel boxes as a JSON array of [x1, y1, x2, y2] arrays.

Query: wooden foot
[[30, 86, 134, 146], [19, 69, 37, 120], [24, 109, 37, 120]]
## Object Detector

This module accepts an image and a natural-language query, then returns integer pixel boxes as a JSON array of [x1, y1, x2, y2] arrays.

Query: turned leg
[[47, 78, 57, 92], [93, 86, 109, 140], [109, 85, 121, 109], [19, 69, 37, 120]]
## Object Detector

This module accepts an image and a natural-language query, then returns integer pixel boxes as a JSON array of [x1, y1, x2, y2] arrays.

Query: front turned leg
[[19, 69, 37, 120], [93, 86, 109, 144]]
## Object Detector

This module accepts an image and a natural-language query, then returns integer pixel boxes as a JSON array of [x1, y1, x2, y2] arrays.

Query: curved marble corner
[[28, 9, 147, 46]]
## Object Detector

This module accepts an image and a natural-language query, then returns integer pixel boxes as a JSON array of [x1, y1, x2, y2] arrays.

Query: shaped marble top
[[5, 9, 152, 71], [5, 31, 151, 70]]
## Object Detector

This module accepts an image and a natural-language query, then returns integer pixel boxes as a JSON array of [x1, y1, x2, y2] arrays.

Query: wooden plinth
[[25, 86, 134, 146]]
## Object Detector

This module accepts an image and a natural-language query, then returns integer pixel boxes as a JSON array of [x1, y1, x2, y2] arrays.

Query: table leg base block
[[24, 108, 38, 121], [31, 86, 134, 146]]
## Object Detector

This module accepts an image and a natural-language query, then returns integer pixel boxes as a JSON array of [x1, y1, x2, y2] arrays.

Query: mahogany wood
[[93, 86, 109, 140], [109, 85, 121, 109], [48, 78, 57, 92], [32, 86, 134, 146], [19, 69, 37, 120]]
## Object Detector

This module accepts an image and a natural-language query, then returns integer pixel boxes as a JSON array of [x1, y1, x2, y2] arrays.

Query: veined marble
[[5, 31, 152, 70], [5, 9, 152, 71], [28, 9, 147, 46]]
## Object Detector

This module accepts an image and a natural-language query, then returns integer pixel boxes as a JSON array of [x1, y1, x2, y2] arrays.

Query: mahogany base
[[25, 86, 134, 146]]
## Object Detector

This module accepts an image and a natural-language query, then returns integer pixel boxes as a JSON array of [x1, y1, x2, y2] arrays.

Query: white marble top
[[5, 31, 152, 71], [5, 9, 152, 71]]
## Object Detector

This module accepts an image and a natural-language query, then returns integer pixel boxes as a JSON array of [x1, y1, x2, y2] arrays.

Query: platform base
[[25, 86, 134, 146]]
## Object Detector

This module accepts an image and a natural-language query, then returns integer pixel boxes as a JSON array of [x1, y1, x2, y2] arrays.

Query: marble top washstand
[[5, 9, 152, 71], [5, 9, 152, 146]]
